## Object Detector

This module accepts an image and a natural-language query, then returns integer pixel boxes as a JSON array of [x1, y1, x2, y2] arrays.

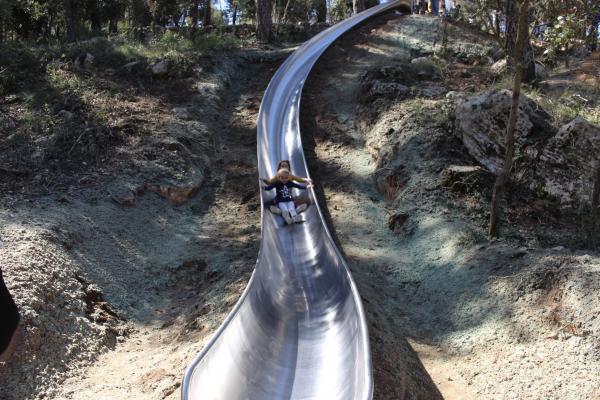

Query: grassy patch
[[0, 29, 243, 177], [526, 89, 600, 126], [0, 31, 243, 96]]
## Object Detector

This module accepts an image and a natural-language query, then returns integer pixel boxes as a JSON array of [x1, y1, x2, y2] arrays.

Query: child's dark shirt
[[263, 181, 306, 203]]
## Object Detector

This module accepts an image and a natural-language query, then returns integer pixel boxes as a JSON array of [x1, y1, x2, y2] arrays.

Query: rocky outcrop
[[535, 62, 548, 80], [535, 117, 600, 205], [151, 60, 170, 77], [455, 90, 556, 176], [490, 58, 507, 76], [455, 90, 600, 207], [368, 81, 410, 100]]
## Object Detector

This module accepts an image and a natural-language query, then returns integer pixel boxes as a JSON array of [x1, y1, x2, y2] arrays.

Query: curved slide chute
[[182, 2, 409, 399]]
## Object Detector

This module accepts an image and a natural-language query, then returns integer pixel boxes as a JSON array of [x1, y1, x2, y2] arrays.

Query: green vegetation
[[491, 73, 599, 127], [532, 91, 600, 126], [0, 30, 242, 95]]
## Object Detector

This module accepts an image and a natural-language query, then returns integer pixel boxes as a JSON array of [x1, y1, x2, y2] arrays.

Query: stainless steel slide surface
[[182, 3, 406, 399]]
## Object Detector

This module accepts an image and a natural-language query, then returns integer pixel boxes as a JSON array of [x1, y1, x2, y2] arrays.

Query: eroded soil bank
[[302, 13, 600, 400], [0, 48, 288, 399]]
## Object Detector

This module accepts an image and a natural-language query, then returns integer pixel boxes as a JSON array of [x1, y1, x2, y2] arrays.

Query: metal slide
[[182, 2, 407, 399]]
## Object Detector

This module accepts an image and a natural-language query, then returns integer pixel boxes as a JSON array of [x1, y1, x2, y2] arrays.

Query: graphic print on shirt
[[279, 185, 291, 201]]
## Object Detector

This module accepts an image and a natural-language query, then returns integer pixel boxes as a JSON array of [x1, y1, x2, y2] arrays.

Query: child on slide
[[261, 160, 312, 215], [262, 169, 310, 224], [262, 160, 312, 185]]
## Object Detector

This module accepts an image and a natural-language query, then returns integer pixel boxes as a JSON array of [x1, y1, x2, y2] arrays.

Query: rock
[[75, 52, 94, 70], [491, 48, 505, 61], [535, 117, 600, 206], [151, 60, 170, 77], [368, 80, 410, 100], [83, 53, 94, 69], [111, 190, 136, 206], [57, 110, 75, 122], [455, 89, 556, 176], [145, 178, 203, 206], [123, 61, 142, 73], [418, 83, 447, 97], [446, 91, 466, 101], [535, 62, 548, 80], [482, 56, 494, 65], [410, 57, 440, 80], [109, 184, 139, 206], [456, 90, 600, 207], [388, 213, 410, 233], [411, 56, 432, 65], [490, 58, 507, 76], [1, 113, 16, 130], [3, 94, 19, 104], [172, 107, 191, 120]]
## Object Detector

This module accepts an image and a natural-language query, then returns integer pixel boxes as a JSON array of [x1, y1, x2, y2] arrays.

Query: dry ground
[[302, 13, 600, 400]]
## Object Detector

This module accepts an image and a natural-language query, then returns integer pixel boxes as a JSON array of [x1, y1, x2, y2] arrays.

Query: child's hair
[[277, 160, 291, 170], [277, 168, 290, 179]]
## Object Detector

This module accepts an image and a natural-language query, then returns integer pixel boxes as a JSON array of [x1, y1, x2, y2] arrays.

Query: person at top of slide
[[262, 160, 312, 185], [262, 168, 310, 224]]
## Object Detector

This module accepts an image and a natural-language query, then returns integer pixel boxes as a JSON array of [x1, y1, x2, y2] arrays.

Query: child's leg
[[278, 202, 293, 224], [286, 202, 298, 217], [282, 201, 300, 222]]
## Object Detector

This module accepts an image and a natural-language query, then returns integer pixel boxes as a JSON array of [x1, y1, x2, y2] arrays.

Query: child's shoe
[[282, 211, 293, 225], [292, 214, 302, 223]]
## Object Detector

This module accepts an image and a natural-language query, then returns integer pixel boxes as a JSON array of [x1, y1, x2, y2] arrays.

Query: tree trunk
[[281, 0, 292, 23], [489, 0, 530, 238], [315, 0, 327, 22], [256, 0, 272, 43], [353, 0, 365, 14], [232, 4, 238, 25], [505, 0, 535, 82], [592, 160, 600, 212], [63, 0, 77, 41], [131, 0, 149, 26], [109, 17, 119, 34], [203, 0, 211, 27], [504, 0, 517, 51], [90, 13, 102, 33], [191, 0, 200, 28]]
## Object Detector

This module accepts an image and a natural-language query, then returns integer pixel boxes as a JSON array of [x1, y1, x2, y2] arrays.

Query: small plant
[[542, 15, 583, 67]]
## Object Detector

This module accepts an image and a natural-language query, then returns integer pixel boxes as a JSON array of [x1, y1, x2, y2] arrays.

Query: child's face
[[279, 173, 289, 183], [280, 162, 290, 169]]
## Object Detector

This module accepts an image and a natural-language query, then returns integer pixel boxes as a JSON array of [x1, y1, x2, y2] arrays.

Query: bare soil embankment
[[302, 13, 600, 400], [0, 46, 288, 399]]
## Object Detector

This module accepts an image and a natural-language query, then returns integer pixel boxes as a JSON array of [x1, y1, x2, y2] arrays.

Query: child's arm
[[262, 183, 276, 191], [290, 174, 312, 184], [288, 182, 307, 190], [262, 176, 277, 184]]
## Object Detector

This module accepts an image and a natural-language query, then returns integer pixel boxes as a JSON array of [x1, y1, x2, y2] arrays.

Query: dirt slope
[[0, 48, 286, 399], [302, 13, 600, 400]]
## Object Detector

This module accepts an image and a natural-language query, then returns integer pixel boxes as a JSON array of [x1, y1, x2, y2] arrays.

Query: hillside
[[1, 11, 599, 400]]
